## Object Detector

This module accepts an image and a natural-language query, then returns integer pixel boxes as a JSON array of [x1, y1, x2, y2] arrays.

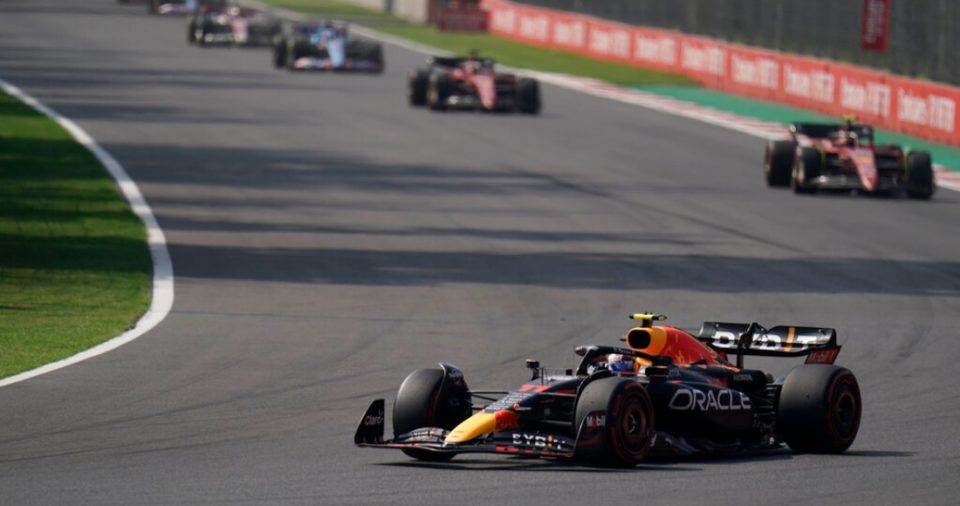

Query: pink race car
[[765, 117, 935, 199]]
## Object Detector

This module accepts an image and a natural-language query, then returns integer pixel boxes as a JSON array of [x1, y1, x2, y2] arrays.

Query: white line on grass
[[0, 78, 174, 388]]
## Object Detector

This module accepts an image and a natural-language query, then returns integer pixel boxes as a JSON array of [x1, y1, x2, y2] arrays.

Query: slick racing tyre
[[778, 365, 861, 453], [574, 377, 654, 467], [765, 140, 796, 187], [906, 151, 935, 200], [792, 146, 821, 194], [516, 78, 541, 115], [367, 43, 384, 74], [272, 37, 288, 69], [393, 368, 470, 461], [428, 73, 451, 111], [408, 70, 430, 107]]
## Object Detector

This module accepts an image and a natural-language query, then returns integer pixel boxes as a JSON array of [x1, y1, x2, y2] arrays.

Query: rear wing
[[696, 321, 841, 366], [790, 122, 875, 140], [427, 56, 496, 68]]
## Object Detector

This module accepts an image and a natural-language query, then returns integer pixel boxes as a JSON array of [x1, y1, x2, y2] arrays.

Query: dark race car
[[765, 117, 935, 199], [272, 21, 383, 73], [408, 55, 541, 114], [148, 0, 226, 15], [187, 4, 281, 47], [355, 314, 861, 466]]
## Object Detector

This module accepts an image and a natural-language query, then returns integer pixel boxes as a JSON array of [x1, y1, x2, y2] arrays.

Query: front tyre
[[906, 151, 935, 200], [765, 140, 796, 187], [272, 37, 288, 69], [516, 77, 541, 115], [393, 368, 469, 461], [792, 146, 821, 194], [778, 365, 861, 453], [574, 377, 654, 467], [408, 70, 429, 107], [428, 73, 451, 111]]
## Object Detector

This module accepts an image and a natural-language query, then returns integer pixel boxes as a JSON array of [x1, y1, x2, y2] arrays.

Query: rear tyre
[[765, 140, 796, 187], [778, 365, 861, 453], [906, 151, 935, 200], [792, 146, 821, 194], [516, 78, 541, 115], [393, 368, 470, 461], [574, 377, 654, 467], [408, 70, 430, 107]]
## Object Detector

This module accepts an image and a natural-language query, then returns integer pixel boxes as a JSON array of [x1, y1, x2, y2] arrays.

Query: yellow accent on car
[[784, 326, 796, 353], [444, 412, 501, 445]]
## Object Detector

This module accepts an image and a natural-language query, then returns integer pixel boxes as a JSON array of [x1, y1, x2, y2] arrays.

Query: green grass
[[0, 90, 151, 379]]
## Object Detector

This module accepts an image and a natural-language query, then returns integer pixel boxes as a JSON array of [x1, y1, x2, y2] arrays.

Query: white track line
[[0, 78, 174, 388]]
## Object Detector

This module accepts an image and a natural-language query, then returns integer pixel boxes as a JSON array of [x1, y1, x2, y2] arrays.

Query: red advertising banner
[[861, 0, 890, 52], [630, 27, 680, 73], [480, 0, 960, 146], [436, 4, 488, 31]]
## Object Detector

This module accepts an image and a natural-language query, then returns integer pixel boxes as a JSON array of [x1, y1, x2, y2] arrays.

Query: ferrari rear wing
[[696, 321, 841, 366]]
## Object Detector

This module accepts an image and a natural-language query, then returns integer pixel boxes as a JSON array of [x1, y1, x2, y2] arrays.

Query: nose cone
[[444, 410, 519, 446]]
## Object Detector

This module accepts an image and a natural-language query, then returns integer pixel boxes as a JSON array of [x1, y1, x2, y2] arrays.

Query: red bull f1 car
[[408, 55, 541, 114], [765, 118, 935, 199], [272, 21, 383, 73], [186, 4, 280, 47], [355, 314, 861, 466]]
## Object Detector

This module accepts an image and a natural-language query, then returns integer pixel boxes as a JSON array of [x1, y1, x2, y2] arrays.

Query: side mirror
[[525, 359, 540, 380]]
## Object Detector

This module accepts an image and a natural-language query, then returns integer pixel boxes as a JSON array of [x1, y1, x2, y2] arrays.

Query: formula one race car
[[187, 4, 280, 47], [765, 117, 935, 199], [408, 54, 541, 114], [148, 0, 225, 15], [355, 314, 861, 466], [272, 21, 383, 73]]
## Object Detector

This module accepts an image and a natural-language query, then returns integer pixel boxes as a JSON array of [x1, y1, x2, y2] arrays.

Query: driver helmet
[[843, 130, 858, 147], [606, 354, 636, 373]]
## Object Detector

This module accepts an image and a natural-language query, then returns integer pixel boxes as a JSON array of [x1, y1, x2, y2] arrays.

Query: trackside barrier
[[481, 0, 960, 147]]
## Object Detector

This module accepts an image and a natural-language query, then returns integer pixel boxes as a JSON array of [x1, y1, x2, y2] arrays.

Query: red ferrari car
[[408, 55, 540, 114], [765, 117, 935, 199]]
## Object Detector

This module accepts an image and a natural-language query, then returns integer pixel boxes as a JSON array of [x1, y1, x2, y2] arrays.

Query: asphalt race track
[[2, 1, 960, 504]]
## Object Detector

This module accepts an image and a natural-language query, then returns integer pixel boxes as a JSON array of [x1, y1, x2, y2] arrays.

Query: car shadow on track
[[373, 448, 802, 473], [375, 458, 696, 473], [373, 446, 912, 472]]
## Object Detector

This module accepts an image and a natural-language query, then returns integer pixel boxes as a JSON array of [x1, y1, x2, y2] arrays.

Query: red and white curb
[[0, 79, 174, 389]]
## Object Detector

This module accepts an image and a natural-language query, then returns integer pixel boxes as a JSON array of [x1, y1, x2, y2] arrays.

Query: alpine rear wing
[[695, 321, 841, 367]]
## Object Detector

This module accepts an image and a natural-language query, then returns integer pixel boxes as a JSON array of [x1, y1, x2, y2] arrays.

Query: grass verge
[[0, 89, 151, 379]]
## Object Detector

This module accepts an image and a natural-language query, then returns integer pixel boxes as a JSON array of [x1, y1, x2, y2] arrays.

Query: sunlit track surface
[[2, 1, 960, 504]]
